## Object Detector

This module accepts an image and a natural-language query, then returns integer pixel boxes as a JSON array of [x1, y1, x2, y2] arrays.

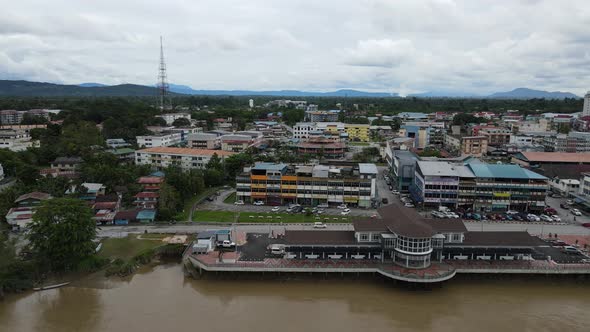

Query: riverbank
[[3, 264, 590, 332]]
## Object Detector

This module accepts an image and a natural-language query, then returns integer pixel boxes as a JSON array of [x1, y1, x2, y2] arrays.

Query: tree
[[171, 117, 191, 127], [158, 184, 182, 220], [452, 113, 481, 126], [282, 108, 304, 126], [27, 198, 96, 271], [206, 153, 223, 171], [557, 123, 571, 134]]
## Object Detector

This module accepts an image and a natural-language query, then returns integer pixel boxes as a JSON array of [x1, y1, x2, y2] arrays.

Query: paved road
[[464, 221, 590, 236]]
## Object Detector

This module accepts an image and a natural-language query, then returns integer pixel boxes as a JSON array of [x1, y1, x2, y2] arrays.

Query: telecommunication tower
[[157, 36, 171, 111]]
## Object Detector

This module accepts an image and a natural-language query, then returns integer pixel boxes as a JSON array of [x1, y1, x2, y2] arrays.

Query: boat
[[33, 282, 70, 291]]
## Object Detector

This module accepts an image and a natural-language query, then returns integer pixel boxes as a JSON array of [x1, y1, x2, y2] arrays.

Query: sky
[[1, 0, 589, 96]]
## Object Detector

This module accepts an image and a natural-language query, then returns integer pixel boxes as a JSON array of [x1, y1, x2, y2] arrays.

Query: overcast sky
[[1, 0, 589, 95]]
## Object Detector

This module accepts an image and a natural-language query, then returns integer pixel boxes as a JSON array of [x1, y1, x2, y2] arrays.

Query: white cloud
[[0, 0, 588, 95]]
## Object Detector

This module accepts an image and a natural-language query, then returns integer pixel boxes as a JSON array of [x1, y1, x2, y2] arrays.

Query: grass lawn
[[175, 186, 222, 221], [139, 233, 169, 239], [223, 192, 237, 204], [192, 210, 237, 222], [98, 235, 164, 260], [191, 210, 351, 223]]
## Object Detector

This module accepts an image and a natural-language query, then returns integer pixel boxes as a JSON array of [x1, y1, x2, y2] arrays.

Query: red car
[[582, 223, 590, 228]]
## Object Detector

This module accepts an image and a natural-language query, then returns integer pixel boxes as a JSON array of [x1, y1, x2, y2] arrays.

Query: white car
[[566, 199, 575, 205], [540, 214, 552, 222], [271, 206, 280, 212], [391, 190, 400, 195], [404, 203, 415, 208], [571, 208, 582, 216], [527, 214, 540, 222], [234, 200, 244, 205], [506, 210, 519, 215], [431, 211, 444, 218], [337, 204, 348, 209], [313, 222, 327, 228], [340, 210, 350, 216], [253, 201, 264, 206], [446, 212, 459, 219], [551, 215, 562, 222], [218, 240, 236, 248]]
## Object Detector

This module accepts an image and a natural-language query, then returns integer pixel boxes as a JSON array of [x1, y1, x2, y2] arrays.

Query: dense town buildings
[[236, 162, 377, 208], [135, 147, 235, 170]]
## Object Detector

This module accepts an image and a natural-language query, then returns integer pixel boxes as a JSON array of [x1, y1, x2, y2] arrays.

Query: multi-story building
[[444, 133, 488, 157], [390, 150, 419, 192], [296, 138, 345, 159], [136, 132, 182, 148], [345, 124, 370, 142], [305, 110, 340, 122], [187, 133, 220, 150], [583, 91, 590, 116], [479, 128, 511, 147], [156, 113, 192, 125], [106, 138, 131, 149], [543, 132, 590, 153], [135, 147, 235, 170], [220, 134, 255, 152], [293, 122, 315, 139], [0, 110, 23, 125], [236, 162, 377, 208], [0, 130, 38, 151], [399, 122, 445, 149], [410, 161, 548, 212]]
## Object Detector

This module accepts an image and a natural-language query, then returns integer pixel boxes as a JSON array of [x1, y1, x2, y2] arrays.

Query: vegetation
[[98, 235, 164, 260], [191, 210, 351, 223], [27, 198, 97, 271]]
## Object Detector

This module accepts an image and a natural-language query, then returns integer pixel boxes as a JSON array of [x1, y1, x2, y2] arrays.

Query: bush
[[77, 255, 110, 273]]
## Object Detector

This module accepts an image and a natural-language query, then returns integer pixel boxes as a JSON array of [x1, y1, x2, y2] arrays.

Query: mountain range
[[0, 80, 581, 99]]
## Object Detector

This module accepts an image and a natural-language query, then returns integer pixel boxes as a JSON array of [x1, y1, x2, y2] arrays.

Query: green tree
[[171, 117, 191, 127], [557, 123, 571, 134], [27, 198, 96, 271], [282, 108, 305, 126], [452, 113, 481, 126], [206, 153, 223, 171], [157, 184, 182, 220]]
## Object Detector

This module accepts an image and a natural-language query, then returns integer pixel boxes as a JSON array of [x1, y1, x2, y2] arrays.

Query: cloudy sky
[[1, 0, 589, 95]]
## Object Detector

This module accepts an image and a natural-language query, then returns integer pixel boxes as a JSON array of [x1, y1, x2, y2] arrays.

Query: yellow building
[[345, 124, 370, 142]]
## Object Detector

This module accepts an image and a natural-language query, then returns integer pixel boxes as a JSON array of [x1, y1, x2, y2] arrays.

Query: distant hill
[[407, 91, 479, 98], [78, 82, 107, 87], [487, 88, 579, 99], [0, 80, 165, 97], [167, 85, 397, 97]]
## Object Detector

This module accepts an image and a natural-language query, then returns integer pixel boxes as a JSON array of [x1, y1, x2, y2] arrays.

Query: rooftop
[[136, 147, 236, 157], [284, 230, 357, 245], [358, 163, 378, 174], [15, 192, 51, 203], [252, 162, 288, 172], [516, 152, 590, 163], [468, 164, 547, 180], [417, 161, 460, 177], [455, 231, 545, 247]]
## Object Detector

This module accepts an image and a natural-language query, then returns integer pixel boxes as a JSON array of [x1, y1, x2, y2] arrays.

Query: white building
[[249, 99, 254, 108], [135, 147, 236, 170], [155, 113, 192, 126], [293, 122, 315, 139], [549, 178, 580, 197], [187, 133, 220, 149], [0, 130, 38, 151], [0, 163, 4, 181], [583, 91, 590, 116], [106, 138, 131, 149], [136, 132, 182, 148]]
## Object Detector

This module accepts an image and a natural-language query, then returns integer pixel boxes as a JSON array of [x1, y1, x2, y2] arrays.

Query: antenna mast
[[157, 36, 171, 111]]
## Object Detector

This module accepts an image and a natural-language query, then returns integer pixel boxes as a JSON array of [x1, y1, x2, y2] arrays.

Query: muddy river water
[[1, 264, 589, 332]]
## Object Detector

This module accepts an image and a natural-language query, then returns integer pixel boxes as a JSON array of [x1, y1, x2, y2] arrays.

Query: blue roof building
[[137, 210, 156, 223]]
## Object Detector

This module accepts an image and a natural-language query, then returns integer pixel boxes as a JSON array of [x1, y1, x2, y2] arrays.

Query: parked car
[[431, 211, 445, 218], [581, 222, 590, 228], [271, 206, 280, 212], [552, 193, 562, 198], [551, 215, 562, 222], [472, 213, 482, 221], [505, 214, 513, 221], [313, 222, 327, 229], [234, 200, 245, 205], [382, 198, 389, 204], [560, 202, 570, 209], [506, 210, 519, 215], [445, 212, 459, 219], [404, 203, 415, 208], [253, 201, 264, 206], [527, 214, 540, 222], [391, 190, 400, 195], [571, 208, 582, 216], [566, 199, 575, 205], [513, 214, 523, 221], [337, 204, 348, 209], [340, 210, 350, 216], [562, 246, 579, 254], [544, 207, 557, 215], [317, 203, 329, 208], [540, 214, 552, 222], [218, 240, 236, 248]]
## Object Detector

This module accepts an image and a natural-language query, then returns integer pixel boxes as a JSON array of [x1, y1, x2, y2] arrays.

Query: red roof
[[15, 192, 51, 203], [135, 192, 159, 198], [138, 176, 164, 184], [93, 202, 117, 210]]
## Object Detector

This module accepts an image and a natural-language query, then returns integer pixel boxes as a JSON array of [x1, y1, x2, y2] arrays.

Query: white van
[[270, 244, 285, 256]]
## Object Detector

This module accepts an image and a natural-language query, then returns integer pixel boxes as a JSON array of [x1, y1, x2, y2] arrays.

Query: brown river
[[1, 263, 589, 332]]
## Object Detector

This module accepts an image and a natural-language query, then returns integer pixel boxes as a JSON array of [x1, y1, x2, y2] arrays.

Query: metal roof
[[358, 163, 378, 174], [468, 164, 547, 180], [252, 162, 288, 171], [417, 161, 459, 177]]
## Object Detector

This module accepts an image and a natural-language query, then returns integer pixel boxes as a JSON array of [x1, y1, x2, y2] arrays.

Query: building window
[[371, 234, 380, 242], [359, 233, 369, 241]]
